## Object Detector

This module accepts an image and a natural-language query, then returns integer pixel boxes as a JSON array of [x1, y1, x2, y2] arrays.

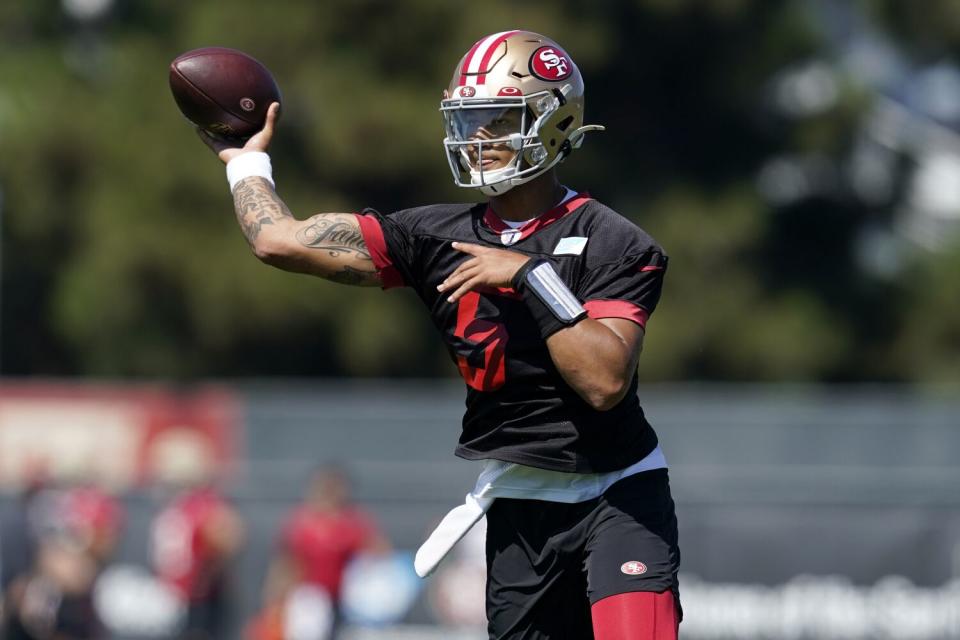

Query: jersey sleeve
[[354, 208, 418, 290], [576, 251, 668, 329]]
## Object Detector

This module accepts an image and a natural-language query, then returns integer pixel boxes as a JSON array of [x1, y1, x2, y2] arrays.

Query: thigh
[[584, 470, 681, 613], [485, 498, 595, 640]]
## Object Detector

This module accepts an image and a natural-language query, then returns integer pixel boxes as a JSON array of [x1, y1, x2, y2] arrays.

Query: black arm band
[[512, 258, 588, 338]]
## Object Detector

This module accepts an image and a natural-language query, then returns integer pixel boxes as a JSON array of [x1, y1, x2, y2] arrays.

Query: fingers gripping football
[[197, 102, 282, 164], [438, 242, 531, 303]]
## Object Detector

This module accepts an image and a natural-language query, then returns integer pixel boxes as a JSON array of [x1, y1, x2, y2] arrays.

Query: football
[[169, 47, 281, 138]]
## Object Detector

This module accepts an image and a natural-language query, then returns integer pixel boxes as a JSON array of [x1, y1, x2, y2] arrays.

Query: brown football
[[169, 47, 281, 138]]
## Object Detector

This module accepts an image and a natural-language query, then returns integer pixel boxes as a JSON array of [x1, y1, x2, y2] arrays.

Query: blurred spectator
[[1, 479, 45, 639], [150, 429, 244, 640], [6, 536, 102, 639], [1, 478, 44, 594], [1, 477, 123, 640], [247, 465, 388, 640], [58, 483, 125, 568]]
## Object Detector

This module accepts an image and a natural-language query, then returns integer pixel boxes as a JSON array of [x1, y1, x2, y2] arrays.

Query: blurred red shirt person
[[247, 466, 387, 640], [60, 484, 125, 565], [149, 429, 243, 640], [152, 486, 241, 602], [278, 466, 387, 600]]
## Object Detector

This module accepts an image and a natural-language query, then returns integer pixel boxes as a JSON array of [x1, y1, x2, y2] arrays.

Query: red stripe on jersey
[[476, 30, 520, 85], [475, 284, 521, 300], [354, 214, 405, 289], [482, 211, 510, 233], [458, 37, 487, 86], [584, 300, 650, 328], [591, 591, 679, 640], [640, 265, 664, 272], [483, 193, 592, 241]]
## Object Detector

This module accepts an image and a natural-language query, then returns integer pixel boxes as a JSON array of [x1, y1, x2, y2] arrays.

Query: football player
[[199, 30, 681, 640]]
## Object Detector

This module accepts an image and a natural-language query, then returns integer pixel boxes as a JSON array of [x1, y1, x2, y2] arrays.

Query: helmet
[[440, 30, 605, 196]]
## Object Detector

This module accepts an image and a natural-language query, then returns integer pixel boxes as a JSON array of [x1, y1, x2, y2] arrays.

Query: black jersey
[[355, 193, 668, 473]]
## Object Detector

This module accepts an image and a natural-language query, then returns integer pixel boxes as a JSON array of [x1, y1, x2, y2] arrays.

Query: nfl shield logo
[[500, 229, 522, 246]]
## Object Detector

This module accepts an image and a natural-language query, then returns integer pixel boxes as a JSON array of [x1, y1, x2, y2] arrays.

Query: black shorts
[[485, 469, 681, 640]]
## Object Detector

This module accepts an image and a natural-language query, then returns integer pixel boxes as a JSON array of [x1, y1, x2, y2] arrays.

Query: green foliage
[[0, 0, 957, 383], [890, 243, 960, 384]]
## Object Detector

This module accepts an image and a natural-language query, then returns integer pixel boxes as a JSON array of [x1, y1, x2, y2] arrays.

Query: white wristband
[[226, 152, 274, 191]]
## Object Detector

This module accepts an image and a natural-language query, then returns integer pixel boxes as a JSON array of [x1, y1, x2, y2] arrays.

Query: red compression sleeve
[[591, 591, 678, 640]]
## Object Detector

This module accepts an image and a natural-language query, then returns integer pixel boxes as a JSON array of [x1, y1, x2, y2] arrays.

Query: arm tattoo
[[232, 177, 293, 245], [327, 265, 379, 285], [231, 178, 379, 286], [296, 215, 372, 261]]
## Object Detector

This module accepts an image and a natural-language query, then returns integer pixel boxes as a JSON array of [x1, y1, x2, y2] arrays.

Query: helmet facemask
[[441, 91, 561, 196]]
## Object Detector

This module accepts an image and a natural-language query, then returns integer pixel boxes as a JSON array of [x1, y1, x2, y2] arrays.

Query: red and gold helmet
[[440, 30, 605, 195]]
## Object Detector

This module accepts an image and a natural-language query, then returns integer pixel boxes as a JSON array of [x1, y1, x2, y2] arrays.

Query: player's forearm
[[230, 177, 379, 285], [546, 319, 638, 411], [232, 176, 296, 255]]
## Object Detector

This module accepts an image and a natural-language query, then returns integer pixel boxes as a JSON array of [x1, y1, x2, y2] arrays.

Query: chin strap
[[473, 152, 524, 196]]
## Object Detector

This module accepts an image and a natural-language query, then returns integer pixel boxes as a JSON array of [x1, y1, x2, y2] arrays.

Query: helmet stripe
[[476, 30, 520, 85], [459, 30, 519, 86], [457, 37, 488, 86]]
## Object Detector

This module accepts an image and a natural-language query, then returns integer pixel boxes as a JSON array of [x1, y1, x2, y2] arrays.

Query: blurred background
[[0, 0, 958, 638]]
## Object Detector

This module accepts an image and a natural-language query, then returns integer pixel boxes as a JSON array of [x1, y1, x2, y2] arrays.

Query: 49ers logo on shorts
[[620, 561, 648, 576], [530, 46, 572, 82]]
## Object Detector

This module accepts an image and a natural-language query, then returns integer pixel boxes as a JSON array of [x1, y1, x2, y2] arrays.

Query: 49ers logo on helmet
[[458, 86, 476, 98], [529, 46, 572, 81]]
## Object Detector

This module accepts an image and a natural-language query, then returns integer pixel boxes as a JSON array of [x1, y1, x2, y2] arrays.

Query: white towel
[[414, 492, 494, 578]]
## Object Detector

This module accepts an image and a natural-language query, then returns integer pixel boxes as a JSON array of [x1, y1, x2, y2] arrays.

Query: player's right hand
[[196, 101, 280, 165]]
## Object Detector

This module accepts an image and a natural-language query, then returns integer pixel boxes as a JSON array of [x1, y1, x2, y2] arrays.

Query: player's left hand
[[438, 242, 530, 303]]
